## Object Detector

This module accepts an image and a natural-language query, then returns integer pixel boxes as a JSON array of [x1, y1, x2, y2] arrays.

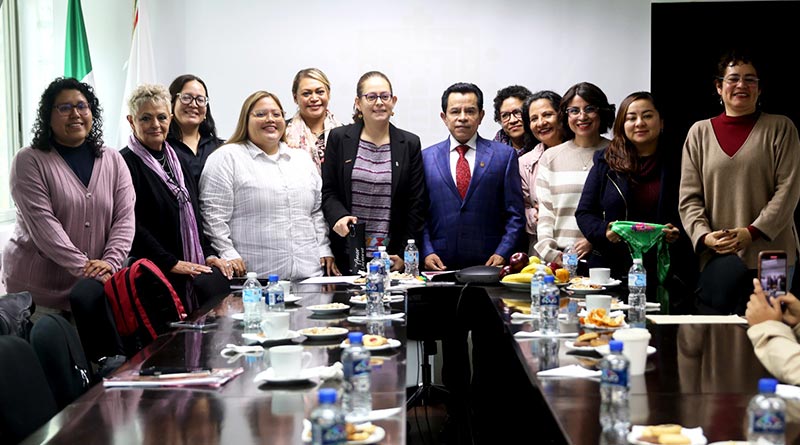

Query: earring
[[719, 97, 723, 106], [358, 113, 363, 119], [391, 111, 395, 116]]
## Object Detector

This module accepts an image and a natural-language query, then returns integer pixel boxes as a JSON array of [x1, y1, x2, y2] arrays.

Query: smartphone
[[758, 250, 788, 297], [170, 315, 218, 330]]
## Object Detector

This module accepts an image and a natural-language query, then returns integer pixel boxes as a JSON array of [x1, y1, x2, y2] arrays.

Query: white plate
[[242, 330, 301, 343], [307, 303, 351, 314], [256, 367, 317, 384], [339, 338, 401, 351], [284, 294, 302, 304], [627, 426, 707, 445], [302, 419, 386, 444], [298, 326, 349, 340], [595, 344, 657, 356], [500, 281, 531, 292], [349, 295, 405, 305], [567, 284, 606, 294], [588, 278, 622, 287]]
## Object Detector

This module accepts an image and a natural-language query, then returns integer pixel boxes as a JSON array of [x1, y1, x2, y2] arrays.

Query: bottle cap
[[268, 274, 279, 282], [407, 239, 415, 244], [373, 251, 381, 258], [369, 264, 380, 273], [348, 332, 364, 345], [543, 275, 555, 283], [246, 272, 257, 279], [758, 378, 778, 393], [318, 388, 337, 404], [609, 340, 624, 352]]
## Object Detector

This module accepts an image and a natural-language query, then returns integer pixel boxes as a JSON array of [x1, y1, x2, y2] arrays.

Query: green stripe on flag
[[65, 0, 92, 81]]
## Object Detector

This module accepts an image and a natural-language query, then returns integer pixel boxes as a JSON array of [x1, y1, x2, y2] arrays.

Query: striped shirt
[[351, 139, 392, 256], [199, 142, 332, 280], [534, 138, 609, 262]]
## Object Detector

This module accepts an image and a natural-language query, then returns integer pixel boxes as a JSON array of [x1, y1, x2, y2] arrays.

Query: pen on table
[[138, 367, 213, 377]]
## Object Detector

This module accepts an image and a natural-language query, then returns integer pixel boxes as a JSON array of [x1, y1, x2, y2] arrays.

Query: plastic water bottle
[[404, 239, 419, 277], [530, 269, 547, 318], [627, 259, 647, 327], [341, 332, 372, 420], [563, 245, 578, 279], [378, 246, 392, 292], [540, 275, 560, 335], [747, 378, 786, 444], [242, 272, 262, 333], [599, 340, 630, 434], [365, 263, 384, 317], [310, 388, 347, 445], [266, 274, 285, 312]]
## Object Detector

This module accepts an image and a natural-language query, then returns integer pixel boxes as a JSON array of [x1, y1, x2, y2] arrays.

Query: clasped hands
[[704, 227, 751, 255]]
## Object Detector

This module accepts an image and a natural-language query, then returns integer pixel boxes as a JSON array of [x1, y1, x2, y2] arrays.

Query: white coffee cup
[[612, 328, 652, 375], [278, 280, 291, 296], [261, 312, 290, 339], [269, 345, 312, 379], [586, 294, 612, 313], [589, 267, 611, 284]]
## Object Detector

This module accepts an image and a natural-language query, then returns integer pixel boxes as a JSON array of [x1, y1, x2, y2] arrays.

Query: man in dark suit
[[422, 82, 525, 270]]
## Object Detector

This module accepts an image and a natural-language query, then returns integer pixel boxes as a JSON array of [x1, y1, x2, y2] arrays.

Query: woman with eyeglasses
[[576, 92, 696, 292], [1, 77, 134, 363], [285, 68, 342, 173], [322, 71, 427, 274], [492, 85, 533, 156], [122, 84, 230, 313], [200, 91, 335, 279], [680, 50, 800, 314], [534, 82, 614, 270], [167, 74, 224, 186], [518, 90, 565, 255]]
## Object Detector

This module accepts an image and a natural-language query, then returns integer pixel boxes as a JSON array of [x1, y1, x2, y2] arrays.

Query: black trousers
[[68, 278, 125, 362]]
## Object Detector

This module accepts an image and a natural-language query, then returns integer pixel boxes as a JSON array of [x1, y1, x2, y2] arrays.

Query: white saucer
[[242, 330, 301, 343], [255, 367, 317, 384], [284, 294, 302, 304], [298, 326, 349, 340], [307, 303, 351, 314], [588, 278, 622, 287], [339, 338, 401, 351], [596, 344, 657, 356]]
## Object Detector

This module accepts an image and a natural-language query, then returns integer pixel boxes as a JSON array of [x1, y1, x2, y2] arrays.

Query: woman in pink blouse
[[1, 77, 135, 362]]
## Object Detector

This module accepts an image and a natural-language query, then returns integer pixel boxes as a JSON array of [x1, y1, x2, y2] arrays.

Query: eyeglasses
[[499, 109, 523, 122], [719, 75, 759, 86], [176, 93, 209, 107], [250, 109, 284, 120], [565, 105, 599, 117], [361, 92, 392, 103], [53, 101, 90, 116]]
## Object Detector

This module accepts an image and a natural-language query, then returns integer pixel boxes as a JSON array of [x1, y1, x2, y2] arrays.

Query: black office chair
[[405, 286, 455, 409]]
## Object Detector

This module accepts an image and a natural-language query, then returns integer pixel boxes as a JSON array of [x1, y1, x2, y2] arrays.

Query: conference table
[[485, 285, 800, 444], [20, 283, 408, 445]]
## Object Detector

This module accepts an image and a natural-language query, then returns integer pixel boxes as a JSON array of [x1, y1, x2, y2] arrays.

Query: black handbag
[[0, 291, 34, 340]]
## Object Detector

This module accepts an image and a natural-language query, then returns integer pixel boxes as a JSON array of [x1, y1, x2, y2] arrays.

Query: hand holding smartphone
[[758, 250, 788, 304]]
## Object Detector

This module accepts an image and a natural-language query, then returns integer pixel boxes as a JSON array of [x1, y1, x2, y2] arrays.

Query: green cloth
[[610, 221, 670, 284]]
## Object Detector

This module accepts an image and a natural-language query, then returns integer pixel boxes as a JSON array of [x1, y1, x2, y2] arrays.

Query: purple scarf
[[128, 135, 204, 311]]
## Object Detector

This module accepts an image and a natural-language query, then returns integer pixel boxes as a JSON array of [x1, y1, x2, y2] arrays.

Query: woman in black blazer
[[121, 84, 230, 312], [321, 71, 427, 274]]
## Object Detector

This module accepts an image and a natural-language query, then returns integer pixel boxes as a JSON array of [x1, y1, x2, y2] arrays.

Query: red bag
[[104, 258, 187, 343]]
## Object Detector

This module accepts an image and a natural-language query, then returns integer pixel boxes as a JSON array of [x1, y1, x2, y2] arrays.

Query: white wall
[[20, 0, 651, 149]]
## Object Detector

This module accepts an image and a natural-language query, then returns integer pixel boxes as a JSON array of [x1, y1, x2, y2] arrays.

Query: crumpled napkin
[[253, 361, 344, 384], [514, 330, 578, 339], [536, 364, 601, 378], [347, 312, 405, 323]]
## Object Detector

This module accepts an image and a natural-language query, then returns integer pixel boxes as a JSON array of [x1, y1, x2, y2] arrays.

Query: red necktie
[[455, 144, 471, 199]]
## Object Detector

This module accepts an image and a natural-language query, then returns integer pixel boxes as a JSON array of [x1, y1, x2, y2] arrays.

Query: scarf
[[284, 110, 341, 173], [127, 135, 204, 312], [610, 221, 671, 284]]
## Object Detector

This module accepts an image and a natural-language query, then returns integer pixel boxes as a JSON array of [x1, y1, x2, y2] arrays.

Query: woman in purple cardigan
[[1, 77, 135, 363]]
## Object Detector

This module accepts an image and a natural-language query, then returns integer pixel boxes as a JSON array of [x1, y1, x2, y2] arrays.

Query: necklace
[[579, 148, 594, 170]]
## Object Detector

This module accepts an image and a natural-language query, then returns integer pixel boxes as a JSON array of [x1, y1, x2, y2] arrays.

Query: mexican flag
[[64, 0, 93, 85]]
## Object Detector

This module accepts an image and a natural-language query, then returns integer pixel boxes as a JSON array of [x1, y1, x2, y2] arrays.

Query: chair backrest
[[0, 291, 34, 340], [0, 335, 58, 443], [29, 314, 92, 409], [406, 286, 462, 342]]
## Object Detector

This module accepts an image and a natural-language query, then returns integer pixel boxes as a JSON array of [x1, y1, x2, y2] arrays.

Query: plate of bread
[[340, 334, 401, 351], [302, 419, 386, 444], [565, 331, 613, 351], [628, 424, 707, 444]]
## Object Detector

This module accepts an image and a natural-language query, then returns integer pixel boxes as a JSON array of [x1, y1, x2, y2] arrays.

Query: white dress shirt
[[199, 141, 332, 280], [448, 133, 477, 182]]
